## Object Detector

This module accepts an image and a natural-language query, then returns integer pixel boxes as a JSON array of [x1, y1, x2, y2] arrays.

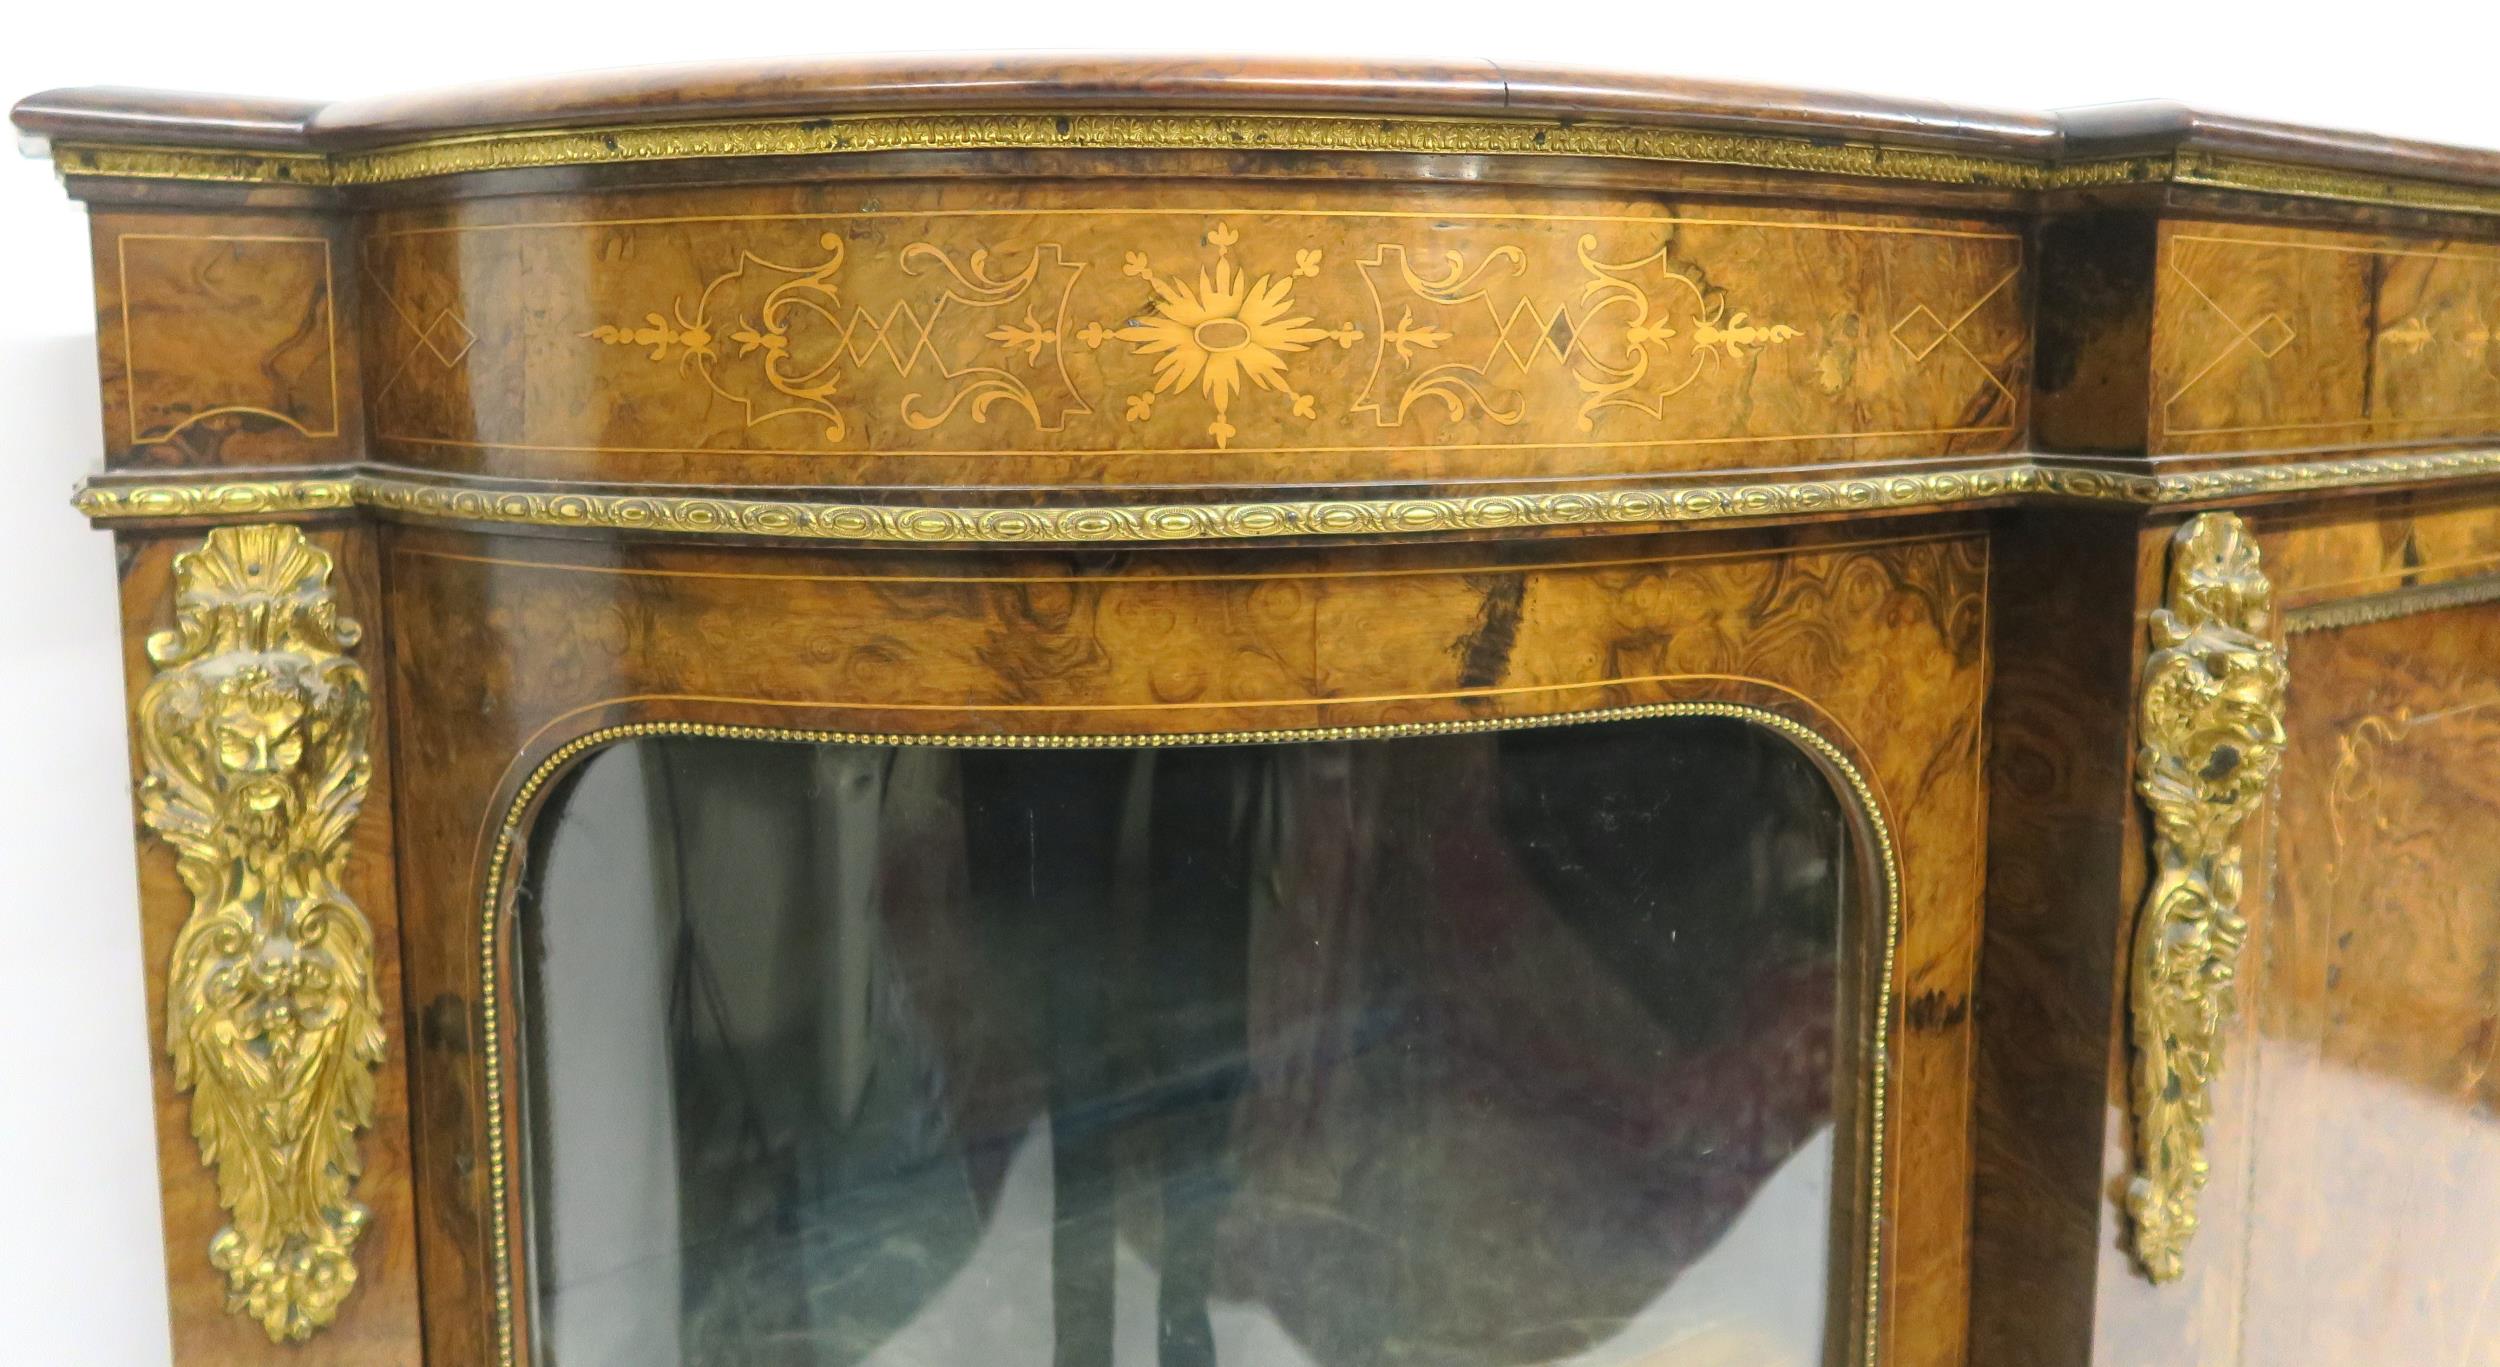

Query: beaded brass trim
[[71, 448, 2500, 542], [475, 702, 1905, 1367], [47, 114, 2500, 214]]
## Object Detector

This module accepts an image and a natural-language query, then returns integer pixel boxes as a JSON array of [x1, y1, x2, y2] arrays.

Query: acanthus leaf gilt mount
[[2125, 511, 2289, 1282], [135, 524, 385, 1342]]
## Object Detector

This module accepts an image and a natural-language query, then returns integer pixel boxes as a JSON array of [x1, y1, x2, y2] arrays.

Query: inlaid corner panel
[[2154, 222, 2500, 456], [95, 211, 364, 470], [360, 183, 2026, 488]]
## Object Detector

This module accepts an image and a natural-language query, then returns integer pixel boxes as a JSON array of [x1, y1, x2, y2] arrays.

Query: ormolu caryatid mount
[[16, 56, 2500, 1367]]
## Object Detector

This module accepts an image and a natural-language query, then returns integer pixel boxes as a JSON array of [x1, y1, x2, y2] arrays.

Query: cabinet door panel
[[2241, 595, 2500, 1365]]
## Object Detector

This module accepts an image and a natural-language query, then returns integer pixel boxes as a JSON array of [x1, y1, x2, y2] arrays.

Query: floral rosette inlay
[[1081, 221, 1361, 448]]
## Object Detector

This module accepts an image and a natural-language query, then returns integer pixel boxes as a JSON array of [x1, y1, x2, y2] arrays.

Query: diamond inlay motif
[[2248, 313, 2296, 359], [415, 310, 476, 367], [2163, 259, 2303, 411], [1887, 270, 2020, 405], [1890, 305, 1951, 362]]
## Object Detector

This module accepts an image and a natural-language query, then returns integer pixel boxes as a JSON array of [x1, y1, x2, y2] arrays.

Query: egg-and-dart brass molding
[[473, 701, 1904, 1367], [70, 446, 2500, 542], [78, 476, 359, 521], [2285, 571, 2500, 634], [49, 111, 2500, 215]]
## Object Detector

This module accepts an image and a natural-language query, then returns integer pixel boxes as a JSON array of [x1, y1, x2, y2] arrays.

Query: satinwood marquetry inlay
[[116, 234, 340, 448], [2157, 224, 2500, 454], [362, 194, 2026, 475]]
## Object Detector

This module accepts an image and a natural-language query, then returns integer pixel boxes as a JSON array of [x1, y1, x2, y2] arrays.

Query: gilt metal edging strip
[[134, 524, 385, 1340], [51, 110, 2082, 191], [46, 112, 2500, 217], [2125, 511, 2288, 1282], [70, 446, 2500, 542], [79, 464, 2096, 540], [2284, 571, 2500, 633]]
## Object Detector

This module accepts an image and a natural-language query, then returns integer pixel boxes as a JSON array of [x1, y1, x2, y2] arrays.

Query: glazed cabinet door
[[370, 519, 1996, 1367]]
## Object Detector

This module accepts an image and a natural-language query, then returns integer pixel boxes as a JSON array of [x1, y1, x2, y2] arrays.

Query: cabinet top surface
[[14, 52, 2500, 192]]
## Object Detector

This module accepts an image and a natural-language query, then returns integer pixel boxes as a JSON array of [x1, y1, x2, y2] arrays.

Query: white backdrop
[[4, 3, 2496, 1361]]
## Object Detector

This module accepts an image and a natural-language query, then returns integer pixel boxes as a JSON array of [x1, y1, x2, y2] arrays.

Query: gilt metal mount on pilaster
[[2125, 512, 2287, 1282], [136, 524, 384, 1340]]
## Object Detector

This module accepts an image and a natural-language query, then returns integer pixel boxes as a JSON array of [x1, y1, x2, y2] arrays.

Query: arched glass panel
[[516, 714, 1876, 1366]]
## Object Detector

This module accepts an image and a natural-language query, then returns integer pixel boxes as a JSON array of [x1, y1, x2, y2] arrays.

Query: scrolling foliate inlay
[[582, 232, 1095, 443], [1353, 236, 1800, 433], [135, 525, 384, 1341], [366, 203, 2023, 464], [2126, 512, 2288, 1283]]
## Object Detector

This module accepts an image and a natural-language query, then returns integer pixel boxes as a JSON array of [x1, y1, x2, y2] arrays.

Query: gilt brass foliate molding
[[2166, 150, 2500, 219], [135, 524, 384, 1341], [50, 115, 2500, 215], [52, 143, 334, 185], [54, 112, 2067, 190], [2125, 512, 2288, 1283]]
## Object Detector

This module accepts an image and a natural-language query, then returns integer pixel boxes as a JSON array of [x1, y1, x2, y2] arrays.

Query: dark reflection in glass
[[518, 718, 1860, 1367]]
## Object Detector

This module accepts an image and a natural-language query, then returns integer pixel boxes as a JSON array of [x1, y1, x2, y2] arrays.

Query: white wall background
[[3, 3, 2495, 1362]]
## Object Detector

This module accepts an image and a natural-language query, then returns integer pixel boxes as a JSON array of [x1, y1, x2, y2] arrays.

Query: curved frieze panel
[[362, 185, 2026, 488]]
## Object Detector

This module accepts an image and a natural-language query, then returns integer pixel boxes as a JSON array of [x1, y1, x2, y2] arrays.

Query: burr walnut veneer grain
[[20, 58, 2500, 1367]]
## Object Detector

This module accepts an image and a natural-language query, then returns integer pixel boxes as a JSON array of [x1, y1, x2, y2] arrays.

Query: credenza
[[14, 56, 2500, 1366]]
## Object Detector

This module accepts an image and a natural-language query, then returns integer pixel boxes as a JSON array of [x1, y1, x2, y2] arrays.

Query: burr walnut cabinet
[[15, 56, 2500, 1367]]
